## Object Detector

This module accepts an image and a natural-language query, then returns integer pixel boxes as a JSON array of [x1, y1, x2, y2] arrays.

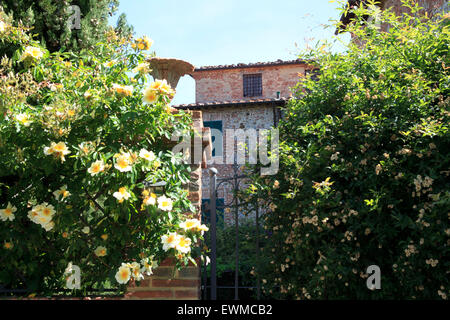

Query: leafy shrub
[[0, 11, 206, 296], [244, 1, 449, 299]]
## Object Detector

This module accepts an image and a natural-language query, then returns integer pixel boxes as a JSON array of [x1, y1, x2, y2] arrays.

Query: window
[[201, 198, 224, 226], [243, 74, 262, 97], [203, 120, 223, 157]]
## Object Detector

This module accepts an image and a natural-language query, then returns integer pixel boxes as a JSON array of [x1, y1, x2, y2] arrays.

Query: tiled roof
[[173, 97, 290, 110], [194, 59, 309, 72]]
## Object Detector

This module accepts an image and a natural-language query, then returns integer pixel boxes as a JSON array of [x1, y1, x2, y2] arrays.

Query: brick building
[[175, 59, 311, 224], [337, 0, 449, 34]]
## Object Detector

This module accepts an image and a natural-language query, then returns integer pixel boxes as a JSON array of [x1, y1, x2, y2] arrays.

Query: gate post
[[209, 167, 218, 300]]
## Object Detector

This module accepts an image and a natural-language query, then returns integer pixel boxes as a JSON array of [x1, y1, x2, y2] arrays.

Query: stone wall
[[201, 105, 276, 224]]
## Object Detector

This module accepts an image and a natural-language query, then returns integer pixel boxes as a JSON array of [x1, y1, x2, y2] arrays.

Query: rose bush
[[0, 10, 207, 296], [243, 1, 449, 299]]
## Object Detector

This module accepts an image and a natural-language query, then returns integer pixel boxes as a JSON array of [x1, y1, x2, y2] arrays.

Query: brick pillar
[[124, 259, 201, 300], [124, 110, 211, 300]]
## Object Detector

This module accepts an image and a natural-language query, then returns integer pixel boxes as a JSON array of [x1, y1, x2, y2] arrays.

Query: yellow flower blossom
[[176, 235, 192, 254], [3, 241, 13, 250], [179, 218, 200, 231], [139, 148, 156, 161], [132, 36, 153, 51], [425, 258, 438, 267], [40, 203, 55, 219], [0, 202, 17, 222], [330, 152, 340, 161], [140, 258, 156, 276], [114, 153, 133, 172], [53, 185, 71, 201], [273, 180, 280, 189], [88, 160, 105, 176], [143, 192, 157, 206], [159, 81, 175, 96], [143, 79, 175, 103], [115, 264, 131, 284], [130, 262, 144, 281], [112, 83, 133, 96], [113, 187, 131, 203], [157, 195, 173, 212], [142, 87, 158, 104], [196, 223, 209, 235], [42, 221, 55, 231], [28, 203, 55, 231], [151, 79, 175, 95], [161, 232, 180, 251], [15, 113, 32, 127], [21, 46, 44, 61], [44, 141, 71, 162], [94, 246, 107, 257], [28, 204, 43, 223]]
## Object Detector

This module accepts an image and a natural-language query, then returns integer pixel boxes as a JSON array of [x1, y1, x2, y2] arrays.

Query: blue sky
[[110, 0, 350, 105]]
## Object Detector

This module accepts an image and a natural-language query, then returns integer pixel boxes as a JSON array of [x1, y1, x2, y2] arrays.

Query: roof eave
[[194, 59, 312, 72], [174, 98, 290, 110]]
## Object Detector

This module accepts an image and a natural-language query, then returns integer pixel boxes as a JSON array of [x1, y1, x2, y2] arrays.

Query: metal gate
[[201, 163, 262, 300]]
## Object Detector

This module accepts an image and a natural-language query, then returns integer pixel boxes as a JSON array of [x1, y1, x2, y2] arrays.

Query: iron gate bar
[[256, 203, 261, 300], [234, 173, 239, 301], [205, 163, 261, 300], [209, 167, 218, 300]]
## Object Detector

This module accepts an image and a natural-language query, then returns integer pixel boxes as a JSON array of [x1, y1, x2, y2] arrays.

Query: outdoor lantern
[[143, 180, 167, 195]]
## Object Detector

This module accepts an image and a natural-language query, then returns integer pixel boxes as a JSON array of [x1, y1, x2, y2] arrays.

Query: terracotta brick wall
[[125, 259, 201, 300], [193, 64, 306, 103]]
